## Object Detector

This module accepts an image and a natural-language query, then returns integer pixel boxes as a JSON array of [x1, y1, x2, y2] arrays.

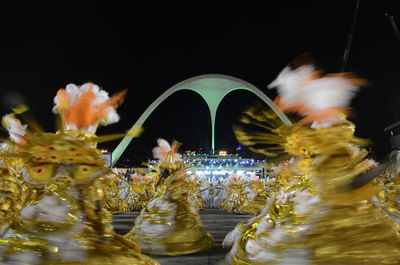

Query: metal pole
[[387, 14, 400, 45], [341, 0, 361, 72]]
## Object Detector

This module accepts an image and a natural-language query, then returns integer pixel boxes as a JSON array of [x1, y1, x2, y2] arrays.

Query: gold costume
[[0, 132, 158, 265], [375, 168, 400, 222], [0, 83, 158, 264], [224, 106, 400, 264], [187, 177, 205, 212], [239, 180, 268, 215], [128, 178, 156, 211], [219, 179, 247, 213], [101, 175, 131, 214], [126, 150, 214, 256], [219, 177, 267, 215], [0, 116, 43, 229]]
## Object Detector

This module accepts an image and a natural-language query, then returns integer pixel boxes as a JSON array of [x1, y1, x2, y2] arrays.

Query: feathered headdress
[[53, 82, 127, 133], [151, 138, 183, 174], [0, 82, 141, 183], [233, 55, 368, 159], [1, 114, 27, 145], [152, 138, 182, 162], [268, 56, 366, 127]]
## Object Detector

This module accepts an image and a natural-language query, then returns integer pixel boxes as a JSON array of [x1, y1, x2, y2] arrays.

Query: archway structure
[[112, 74, 291, 166]]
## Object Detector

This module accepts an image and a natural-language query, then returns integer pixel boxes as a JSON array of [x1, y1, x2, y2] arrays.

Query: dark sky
[[0, 0, 400, 166]]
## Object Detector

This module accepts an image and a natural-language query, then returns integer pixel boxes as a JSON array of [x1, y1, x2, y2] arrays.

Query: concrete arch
[[111, 74, 291, 166]]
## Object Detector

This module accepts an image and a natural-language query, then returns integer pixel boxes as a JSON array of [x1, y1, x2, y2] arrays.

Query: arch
[[111, 74, 291, 166]]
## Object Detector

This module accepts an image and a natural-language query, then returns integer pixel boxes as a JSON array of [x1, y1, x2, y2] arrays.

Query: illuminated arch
[[112, 74, 291, 166]]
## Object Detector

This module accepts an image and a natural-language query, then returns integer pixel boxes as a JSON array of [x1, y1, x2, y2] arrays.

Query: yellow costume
[[223, 155, 319, 264], [219, 177, 247, 213], [127, 173, 157, 210], [0, 132, 157, 265], [219, 175, 267, 215], [101, 174, 131, 213], [239, 179, 268, 215], [223, 59, 400, 265], [187, 176, 205, 212], [126, 140, 214, 255], [0, 115, 43, 229], [374, 166, 400, 222], [0, 83, 158, 265]]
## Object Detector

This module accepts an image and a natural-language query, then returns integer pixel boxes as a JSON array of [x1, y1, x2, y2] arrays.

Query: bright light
[[219, 150, 227, 156]]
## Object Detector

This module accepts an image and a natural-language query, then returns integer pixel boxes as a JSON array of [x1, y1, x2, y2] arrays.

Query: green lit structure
[[111, 74, 291, 166]]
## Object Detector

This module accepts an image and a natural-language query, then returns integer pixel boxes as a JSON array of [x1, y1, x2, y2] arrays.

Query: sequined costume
[[0, 115, 43, 229], [223, 58, 400, 265], [127, 172, 157, 211], [187, 175, 205, 212], [223, 156, 319, 264], [199, 179, 227, 208], [0, 132, 157, 265], [126, 139, 214, 255], [0, 83, 157, 265], [219, 175, 267, 215], [219, 176, 247, 213], [374, 164, 400, 223], [238, 178, 268, 215], [101, 173, 131, 213]]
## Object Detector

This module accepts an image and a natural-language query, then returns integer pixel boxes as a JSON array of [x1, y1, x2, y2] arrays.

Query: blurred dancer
[[0, 114, 43, 229], [223, 56, 400, 264], [126, 138, 214, 255], [0, 83, 158, 265]]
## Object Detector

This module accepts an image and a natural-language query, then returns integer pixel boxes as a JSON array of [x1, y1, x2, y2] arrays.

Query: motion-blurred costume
[[199, 178, 227, 208], [187, 174, 206, 212], [0, 114, 43, 229], [102, 169, 132, 213], [239, 174, 268, 215], [128, 171, 157, 211], [126, 139, 214, 255], [219, 174, 267, 215], [223, 57, 400, 265], [372, 158, 400, 223], [219, 174, 247, 213], [0, 83, 158, 265]]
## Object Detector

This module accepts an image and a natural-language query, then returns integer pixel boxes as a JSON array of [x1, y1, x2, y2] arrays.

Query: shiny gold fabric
[[127, 168, 214, 256], [227, 108, 400, 264], [0, 177, 159, 265], [129, 181, 156, 210], [187, 179, 205, 212], [219, 180, 267, 215], [240, 181, 268, 215], [0, 145, 43, 229], [57, 129, 98, 147], [229, 166, 318, 265], [100, 176, 131, 214], [0, 131, 158, 265], [374, 168, 400, 221], [219, 181, 247, 213]]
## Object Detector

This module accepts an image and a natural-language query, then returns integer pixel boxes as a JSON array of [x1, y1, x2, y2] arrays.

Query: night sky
[[0, 0, 399, 166]]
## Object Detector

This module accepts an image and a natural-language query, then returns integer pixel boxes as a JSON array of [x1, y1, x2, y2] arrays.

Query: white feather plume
[[52, 82, 122, 130], [269, 64, 361, 115], [301, 76, 360, 112], [2, 114, 27, 143], [152, 138, 171, 161], [268, 65, 315, 107]]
